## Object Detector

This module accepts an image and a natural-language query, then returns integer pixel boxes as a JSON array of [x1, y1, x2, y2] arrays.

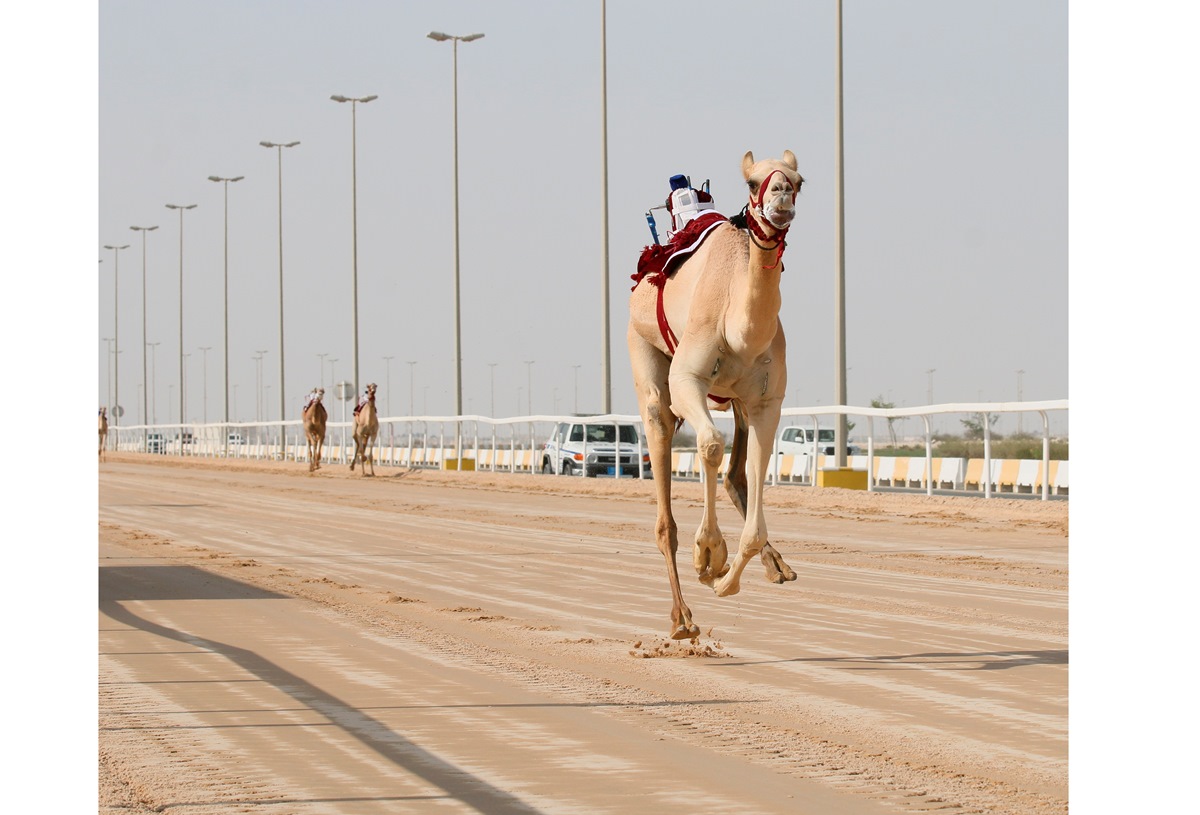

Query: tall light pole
[[199, 346, 212, 424], [261, 140, 299, 458], [182, 352, 191, 421], [571, 364, 581, 414], [406, 361, 417, 416], [147, 341, 161, 424], [255, 350, 269, 423], [103, 244, 129, 425], [488, 363, 497, 417], [599, 3, 612, 413], [833, 0, 848, 468], [165, 203, 196, 430], [524, 360, 534, 415], [427, 31, 484, 429], [381, 355, 396, 415], [330, 94, 376, 400], [926, 369, 936, 404], [130, 225, 157, 448], [208, 175, 244, 440], [101, 337, 113, 413], [316, 353, 328, 391], [1016, 369, 1026, 435]]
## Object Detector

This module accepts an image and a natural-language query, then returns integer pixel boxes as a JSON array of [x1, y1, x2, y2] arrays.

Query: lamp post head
[[129, 225, 158, 232], [261, 140, 301, 148], [165, 203, 197, 211], [207, 175, 244, 183], [428, 31, 484, 43], [104, 244, 130, 250]]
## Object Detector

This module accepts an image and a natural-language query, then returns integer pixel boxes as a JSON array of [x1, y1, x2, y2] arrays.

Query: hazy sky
[[93, 0, 1067, 430]]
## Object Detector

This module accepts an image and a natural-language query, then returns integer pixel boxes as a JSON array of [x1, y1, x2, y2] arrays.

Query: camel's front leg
[[668, 367, 729, 587], [714, 402, 782, 597]]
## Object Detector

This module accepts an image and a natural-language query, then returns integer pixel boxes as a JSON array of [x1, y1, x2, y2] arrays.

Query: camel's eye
[[747, 180, 757, 190]]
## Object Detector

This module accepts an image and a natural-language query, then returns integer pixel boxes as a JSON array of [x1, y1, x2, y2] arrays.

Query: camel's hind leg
[[629, 328, 698, 640], [724, 402, 796, 585]]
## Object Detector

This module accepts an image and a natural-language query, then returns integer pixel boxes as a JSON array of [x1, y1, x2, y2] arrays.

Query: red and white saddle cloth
[[631, 210, 733, 409], [631, 210, 727, 356]]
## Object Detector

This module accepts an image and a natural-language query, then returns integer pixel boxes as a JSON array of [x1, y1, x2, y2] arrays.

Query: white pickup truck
[[540, 421, 650, 477], [776, 426, 861, 457]]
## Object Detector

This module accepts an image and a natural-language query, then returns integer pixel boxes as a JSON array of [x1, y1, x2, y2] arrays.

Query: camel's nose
[[767, 203, 795, 229]]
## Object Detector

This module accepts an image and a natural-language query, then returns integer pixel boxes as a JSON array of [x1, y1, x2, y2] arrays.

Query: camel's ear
[[742, 151, 756, 179], [782, 150, 798, 171]]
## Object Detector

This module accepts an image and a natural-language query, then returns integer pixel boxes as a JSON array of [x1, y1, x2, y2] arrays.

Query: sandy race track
[[99, 453, 1067, 814]]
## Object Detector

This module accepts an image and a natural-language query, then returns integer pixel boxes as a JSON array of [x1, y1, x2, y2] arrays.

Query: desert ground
[[99, 452, 1067, 814]]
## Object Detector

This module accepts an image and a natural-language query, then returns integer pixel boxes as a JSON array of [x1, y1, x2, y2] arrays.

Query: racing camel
[[98, 407, 108, 462], [302, 388, 327, 472], [349, 383, 379, 477], [628, 150, 803, 639]]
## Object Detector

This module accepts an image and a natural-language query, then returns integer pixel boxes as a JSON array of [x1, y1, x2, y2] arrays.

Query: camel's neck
[[727, 220, 785, 355]]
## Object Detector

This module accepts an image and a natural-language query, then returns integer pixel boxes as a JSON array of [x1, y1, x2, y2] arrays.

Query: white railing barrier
[[105, 401, 1067, 499]]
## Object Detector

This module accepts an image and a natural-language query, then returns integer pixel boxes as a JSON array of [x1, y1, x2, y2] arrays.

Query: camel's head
[[366, 383, 377, 400], [742, 150, 804, 232], [99, 406, 106, 418], [315, 387, 325, 402]]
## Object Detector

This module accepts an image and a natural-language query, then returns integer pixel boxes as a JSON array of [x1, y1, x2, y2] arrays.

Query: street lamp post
[[406, 361, 417, 416], [571, 364, 581, 414], [261, 140, 300, 459], [165, 203, 196, 432], [316, 353, 328, 391], [101, 337, 113, 413], [208, 176, 243, 448], [330, 94, 377, 400], [130, 225, 157, 450], [383, 355, 394, 448], [599, 4, 612, 413], [524, 360, 534, 415], [199, 346, 211, 424], [428, 31, 484, 464], [1016, 369, 1026, 435], [255, 350, 269, 425], [103, 244, 129, 425], [182, 352, 190, 422], [147, 341, 161, 424], [833, 0, 848, 468], [488, 363, 497, 418]]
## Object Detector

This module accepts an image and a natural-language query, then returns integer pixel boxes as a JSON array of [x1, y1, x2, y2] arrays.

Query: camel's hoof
[[713, 579, 741, 598], [671, 622, 700, 640]]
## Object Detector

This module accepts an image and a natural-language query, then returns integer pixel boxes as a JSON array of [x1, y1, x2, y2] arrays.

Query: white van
[[777, 426, 860, 457], [541, 421, 650, 477]]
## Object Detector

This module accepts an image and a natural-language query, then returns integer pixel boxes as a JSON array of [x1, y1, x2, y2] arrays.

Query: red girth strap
[[654, 283, 731, 407], [656, 282, 678, 354]]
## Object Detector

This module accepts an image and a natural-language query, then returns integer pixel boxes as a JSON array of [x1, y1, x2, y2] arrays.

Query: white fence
[[105, 399, 1068, 500]]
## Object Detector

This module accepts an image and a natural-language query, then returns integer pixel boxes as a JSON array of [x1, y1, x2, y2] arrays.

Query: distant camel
[[98, 407, 108, 462], [628, 150, 804, 639], [350, 383, 379, 477], [302, 388, 327, 472]]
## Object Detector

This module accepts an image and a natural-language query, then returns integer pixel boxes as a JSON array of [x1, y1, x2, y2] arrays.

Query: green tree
[[960, 412, 1000, 440], [871, 395, 897, 446]]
